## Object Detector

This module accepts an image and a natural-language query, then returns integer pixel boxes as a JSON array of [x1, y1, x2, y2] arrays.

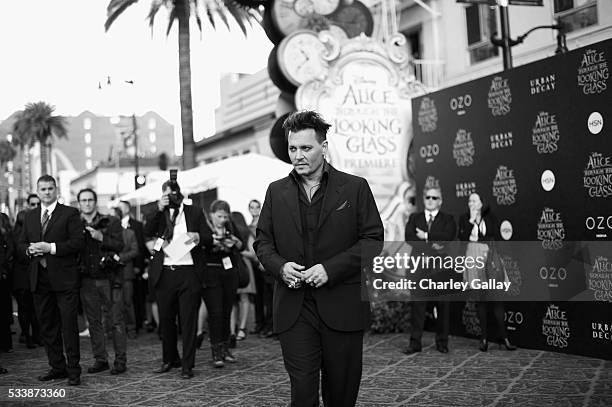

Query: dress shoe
[[180, 369, 194, 379], [87, 361, 110, 374], [479, 339, 488, 352], [500, 338, 517, 351], [110, 365, 127, 375], [38, 369, 68, 381], [436, 344, 449, 353], [68, 376, 81, 386], [402, 346, 421, 355], [154, 360, 181, 373], [229, 334, 237, 349]]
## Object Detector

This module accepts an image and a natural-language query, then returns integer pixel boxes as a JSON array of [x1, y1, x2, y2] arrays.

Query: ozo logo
[[419, 144, 439, 163], [449, 94, 472, 115], [585, 216, 612, 230]]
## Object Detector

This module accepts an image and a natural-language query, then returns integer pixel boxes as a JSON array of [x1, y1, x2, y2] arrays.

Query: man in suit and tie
[[144, 176, 212, 379], [254, 111, 384, 407], [18, 175, 85, 385], [403, 185, 456, 354]]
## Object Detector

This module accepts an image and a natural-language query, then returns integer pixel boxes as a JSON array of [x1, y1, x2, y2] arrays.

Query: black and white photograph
[[0, 0, 611, 406]]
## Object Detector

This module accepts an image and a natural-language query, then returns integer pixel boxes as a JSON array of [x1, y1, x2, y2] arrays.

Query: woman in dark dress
[[0, 212, 14, 355], [458, 193, 516, 352], [201, 200, 243, 367]]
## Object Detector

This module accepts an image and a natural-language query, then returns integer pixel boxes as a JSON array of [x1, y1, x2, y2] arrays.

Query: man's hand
[[158, 195, 170, 212], [282, 262, 305, 289], [28, 242, 52, 255], [185, 232, 200, 245], [431, 243, 444, 251], [416, 227, 428, 240], [302, 264, 329, 288], [85, 227, 103, 242]]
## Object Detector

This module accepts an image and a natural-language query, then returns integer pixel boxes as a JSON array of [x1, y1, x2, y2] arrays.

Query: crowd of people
[[0, 110, 516, 406], [0, 175, 272, 383]]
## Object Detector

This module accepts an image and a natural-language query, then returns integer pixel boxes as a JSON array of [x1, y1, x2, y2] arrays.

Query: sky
[[0, 0, 273, 155]]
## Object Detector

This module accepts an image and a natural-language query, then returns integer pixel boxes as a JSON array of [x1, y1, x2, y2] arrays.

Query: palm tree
[[105, 0, 263, 170], [12, 101, 68, 177], [0, 140, 17, 209]]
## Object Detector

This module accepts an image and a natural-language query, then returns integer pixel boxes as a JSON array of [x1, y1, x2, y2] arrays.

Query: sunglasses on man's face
[[425, 196, 440, 201], [29, 202, 40, 207]]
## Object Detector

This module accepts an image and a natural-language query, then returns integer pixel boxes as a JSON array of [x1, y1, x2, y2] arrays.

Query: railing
[[409, 59, 446, 91]]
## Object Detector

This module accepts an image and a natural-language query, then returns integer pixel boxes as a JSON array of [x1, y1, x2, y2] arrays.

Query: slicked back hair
[[282, 110, 331, 144]]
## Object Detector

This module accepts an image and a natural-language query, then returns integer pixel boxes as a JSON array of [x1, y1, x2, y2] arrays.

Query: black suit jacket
[[457, 211, 497, 242], [254, 165, 384, 333], [18, 204, 85, 292], [128, 217, 148, 271], [144, 204, 213, 289]]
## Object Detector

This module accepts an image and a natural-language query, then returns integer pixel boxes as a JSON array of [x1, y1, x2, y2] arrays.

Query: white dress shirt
[[40, 200, 58, 255], [163, 205, 194, 266]]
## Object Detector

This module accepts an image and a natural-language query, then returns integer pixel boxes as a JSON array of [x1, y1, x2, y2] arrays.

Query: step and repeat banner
[[411, 38, 612, 359]]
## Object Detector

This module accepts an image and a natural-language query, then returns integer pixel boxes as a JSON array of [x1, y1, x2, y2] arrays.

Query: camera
[[167, 169, 183, 209], [99, 253, 124, 272]]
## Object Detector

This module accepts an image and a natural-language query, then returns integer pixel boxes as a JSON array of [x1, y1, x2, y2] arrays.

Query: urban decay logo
[[583, 152, 612, 198], [417, 97, 438, 133], [532, 112, 560, 154], [490, 131, 513, 150], [488, 76, 512, 116], [501, 255, 521, 296], [589, 256, 612, 302], [537, 208, 565, 250], [592, 321, 612, 341], [542, 304, 570, 349], [577, 48, 609, 95], [492, 165, 517, 205], [530, 73, 556, 95], [453, 129, 474, 167], [456, 181, 477, 198], [462, 299, 482, 337]]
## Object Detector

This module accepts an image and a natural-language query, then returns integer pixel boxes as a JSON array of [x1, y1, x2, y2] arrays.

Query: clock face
[[278, 30, 328, 86], [329, 0, 374, 38], [271, 0, 341, 36]]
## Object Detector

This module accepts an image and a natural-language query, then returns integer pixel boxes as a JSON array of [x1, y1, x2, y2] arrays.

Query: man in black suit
[[403, 185, 456, 354], [117, 200, 148, 336], [254, 111, 384, 407], [144, 177, 212, 379], [18, 175, 85, 385]]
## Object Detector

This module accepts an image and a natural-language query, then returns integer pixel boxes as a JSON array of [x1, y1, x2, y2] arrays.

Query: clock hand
[[300, 49, 310, 62]]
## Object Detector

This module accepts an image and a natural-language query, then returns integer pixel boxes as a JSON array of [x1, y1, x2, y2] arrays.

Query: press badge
[[153, 238, 165, 252], [222, 256, 233, 270]]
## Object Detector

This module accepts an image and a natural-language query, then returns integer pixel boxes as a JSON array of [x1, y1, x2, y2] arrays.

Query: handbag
[[232, 251, 250, 289]]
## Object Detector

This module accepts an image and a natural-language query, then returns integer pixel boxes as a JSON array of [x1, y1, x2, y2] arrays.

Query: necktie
[[427, 213, 434, 232], [40, 209, 50, 268], [166, 209, 180, 241]]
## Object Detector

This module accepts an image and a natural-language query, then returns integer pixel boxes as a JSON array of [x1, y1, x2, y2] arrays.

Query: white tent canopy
[[118, 153, 292, 214]]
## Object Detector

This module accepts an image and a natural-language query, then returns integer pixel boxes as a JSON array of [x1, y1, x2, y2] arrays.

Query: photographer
[[144, 172, 212, 379], [77, 188, 126, 375], [202, 200, 243, 367]]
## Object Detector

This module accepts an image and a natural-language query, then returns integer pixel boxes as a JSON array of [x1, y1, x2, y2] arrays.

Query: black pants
[[133, 276, 148, 330], [477, 301, 507, 340], [0, 278, 12, 351], [155, 266, 201, 370], [410, 301, 450, 347], [279, 298, 364, 407], [13, 288, 40, 341], [33, 267, 81, 378], [201, 266, 238, 345]]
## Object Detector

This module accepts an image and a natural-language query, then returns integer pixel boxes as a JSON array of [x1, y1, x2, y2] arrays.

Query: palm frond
[[226, 5, 248, 36], [147, 0, 165, 33], [192, 0, 203, 38], [105, 0, 139, 31], [166, 7, 178, 36]]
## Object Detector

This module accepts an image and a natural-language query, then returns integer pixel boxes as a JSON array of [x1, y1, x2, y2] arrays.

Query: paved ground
[[0, 331, 610, 406]]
